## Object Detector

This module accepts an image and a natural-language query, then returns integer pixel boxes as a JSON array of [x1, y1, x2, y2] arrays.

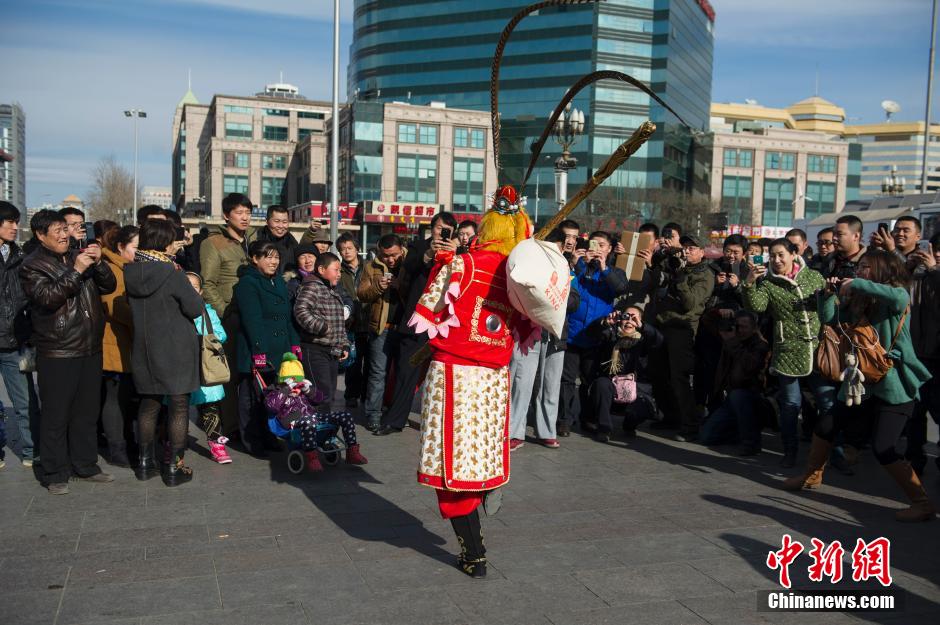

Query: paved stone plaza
[[1, 402, 938, 625]]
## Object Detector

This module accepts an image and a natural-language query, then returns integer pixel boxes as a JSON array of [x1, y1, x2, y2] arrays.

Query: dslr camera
[[663, 246, 686, 273]]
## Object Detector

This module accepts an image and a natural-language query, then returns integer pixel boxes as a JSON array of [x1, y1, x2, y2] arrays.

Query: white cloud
[[170, 0, 354, 21]]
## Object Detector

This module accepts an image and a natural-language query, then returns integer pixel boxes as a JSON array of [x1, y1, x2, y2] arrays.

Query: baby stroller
[[254, 369, 347, 474]]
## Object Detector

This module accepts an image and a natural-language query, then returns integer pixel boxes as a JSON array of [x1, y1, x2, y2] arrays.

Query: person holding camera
[[375, 212, 459, 436], [560, 231, 630, 434], [699, 310, 770, 455], [648, 234, 713, 441], [589, 306, 663, 442], [742, 238, 828, 467]]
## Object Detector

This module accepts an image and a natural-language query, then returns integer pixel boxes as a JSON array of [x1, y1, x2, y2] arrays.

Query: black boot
[[108, 441, 131, 468], [162, 449, 193, 487], [135, 443, 160, 481], [451, 509, 486, 578]]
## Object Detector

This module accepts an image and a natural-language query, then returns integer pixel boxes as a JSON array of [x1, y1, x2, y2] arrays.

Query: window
[[453, 158, 484, 212], [398, 123, 417, 143], [223, 175, 249, 194], [298, 111, 325, 119], [808, 154, 838, 173], [762, 179, 795, 228], [720, 176, 752, 225], [262, 154, 288, 170], [455, 127, 485, 149], [354, 121, 383, 142], [223, 152, 249, 168], [223, 105, 252, 114], [261, 177, 286, 209], [765, 151, 795, 171], [263, 125, 288, 141], [297, 128, 313, 142], [396, 154, 437, 202], [419, 125, 438, 145], [723, 148, 753, 168], [352, 155, 382, 202], [470, 128, 485, 149], [264, 108, 288, 117], [225, 122, 252, 139], [804, 181, 836, 220]]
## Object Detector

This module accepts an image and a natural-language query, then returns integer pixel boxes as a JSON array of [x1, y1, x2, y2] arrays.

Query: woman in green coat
[[743, 238, 830, 467], [782, 249, 935, 522], [233, 240, 300, 456]]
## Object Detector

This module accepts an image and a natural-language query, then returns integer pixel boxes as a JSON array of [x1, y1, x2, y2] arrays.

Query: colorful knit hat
[[278, 353, 305, 382]]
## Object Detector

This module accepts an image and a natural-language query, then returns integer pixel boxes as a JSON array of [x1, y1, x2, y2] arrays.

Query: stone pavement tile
[[445, 572, 608, 623], [692, 525, 817, 559], [0, 588, 65, 625], [145, 536, 276, 560], [82, 504, 206, 532], [0, 531, 79, 558], [67, 619, 141, 625], [0, 558, 70, 593], [26, 489, 145, 515], [76, 523, 209, 553], [341, 535, 457, 562], [308, 588, 469, 625], [545, 600, 710, 625], [206, 514, 337, 542], [217, 562, 367, 608], [686, 555, 780, 593], [356, 552, 506, 590], [678, 592, 777, 625], [0, 547, 144, 572], [56, 575, 220, 624], [211, 542, 350, 574], [1, 509, 87, 539], [591, 530, 732, 567], [141, 603, 307, 625], [573, 562, 734, 606], [68, 552, 216, 588], [485, 541, 621, 580]]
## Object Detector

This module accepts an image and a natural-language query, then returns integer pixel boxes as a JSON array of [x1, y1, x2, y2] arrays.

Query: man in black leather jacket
[[20, 210, 116, 494]]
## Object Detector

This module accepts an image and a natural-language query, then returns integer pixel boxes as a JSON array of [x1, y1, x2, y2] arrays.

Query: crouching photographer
[[649, 234, 714, 441]]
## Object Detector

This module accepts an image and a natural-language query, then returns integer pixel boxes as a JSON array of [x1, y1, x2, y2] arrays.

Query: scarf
[[606, 328, 643, 375], [135, 249, 179, 269]]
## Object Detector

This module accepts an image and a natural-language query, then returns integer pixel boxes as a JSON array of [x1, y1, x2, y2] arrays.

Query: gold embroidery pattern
[[417, 361, 509, 486], [469, 296, 512, 347], [416, 257, 465, 315]]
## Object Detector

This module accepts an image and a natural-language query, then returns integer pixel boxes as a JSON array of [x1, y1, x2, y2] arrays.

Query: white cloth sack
[[506, 239, 571, 338]]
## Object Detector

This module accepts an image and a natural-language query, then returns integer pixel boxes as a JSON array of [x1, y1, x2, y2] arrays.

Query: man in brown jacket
[[357, 234, 406, 430]]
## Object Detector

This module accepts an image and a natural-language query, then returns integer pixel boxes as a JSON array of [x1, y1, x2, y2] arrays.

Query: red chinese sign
[[766, 536, 892, 589], [364, 201, 441, 224]]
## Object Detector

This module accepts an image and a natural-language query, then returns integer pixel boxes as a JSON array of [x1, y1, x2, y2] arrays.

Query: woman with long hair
[[783, 249, 935, 522]]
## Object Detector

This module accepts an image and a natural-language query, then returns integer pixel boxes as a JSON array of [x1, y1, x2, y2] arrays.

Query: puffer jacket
[[0, 242, 30, 350], [199, 225, 257, 319], [567, 259, 630, 348], [909, 267, 940, 360], [357, 250, 408, 336], [20, 245, 116, 358], [742, 256, 825, 378], [294, 274, 350, 357], [653, 260, 714, 332]]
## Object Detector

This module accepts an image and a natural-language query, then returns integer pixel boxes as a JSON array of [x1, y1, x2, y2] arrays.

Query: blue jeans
[[700, 389, 763, 449], [777, 373, 836, 454], [0, 350, 33, 460], [364, 331, 391, 426]]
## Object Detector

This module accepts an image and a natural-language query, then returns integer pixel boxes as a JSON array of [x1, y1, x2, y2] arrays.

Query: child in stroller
[[263, 353, 368, 472]]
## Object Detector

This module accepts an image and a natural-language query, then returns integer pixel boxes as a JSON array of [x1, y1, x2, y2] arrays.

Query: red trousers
[[435, 489, 483, 519]]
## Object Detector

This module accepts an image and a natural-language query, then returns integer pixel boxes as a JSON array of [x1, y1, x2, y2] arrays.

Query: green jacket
[[232, 266, 300, 374], [743, 258, 825, 378], [819, 279, 932, 404], [654, 261, 714, 332], [199, 225, 257, 319]]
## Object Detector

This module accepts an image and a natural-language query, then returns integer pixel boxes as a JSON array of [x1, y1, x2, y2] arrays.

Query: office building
[[842, 122, 940, 198], [140, 186, 173, 210], [348, 0, 716, 213], [0, 103, 26, 215], [172, 83, 332, 218]]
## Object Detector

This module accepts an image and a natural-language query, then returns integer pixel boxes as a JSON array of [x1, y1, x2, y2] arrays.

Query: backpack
[[816, 308, 907, 385]]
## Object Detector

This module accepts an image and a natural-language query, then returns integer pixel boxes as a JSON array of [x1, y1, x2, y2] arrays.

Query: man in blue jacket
[[558, 231, 629, 434]]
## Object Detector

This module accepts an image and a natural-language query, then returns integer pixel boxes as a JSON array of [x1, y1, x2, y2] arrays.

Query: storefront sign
[[364, 201, 441, 224], [697, 0, 715, 22]]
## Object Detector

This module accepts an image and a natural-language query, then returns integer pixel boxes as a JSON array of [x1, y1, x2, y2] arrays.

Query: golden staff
[[534, 120, 656, 241]]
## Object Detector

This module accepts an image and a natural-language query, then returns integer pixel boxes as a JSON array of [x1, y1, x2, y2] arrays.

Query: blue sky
[[1, 0, 937, 208]]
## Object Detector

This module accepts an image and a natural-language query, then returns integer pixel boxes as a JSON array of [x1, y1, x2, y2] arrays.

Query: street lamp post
[[124, 109, 147, 217], [882, 165, 906, 196], [551, 103, 585, 210]]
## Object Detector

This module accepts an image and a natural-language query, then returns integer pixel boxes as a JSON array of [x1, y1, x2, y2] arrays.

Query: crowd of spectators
[[0, 193, 936, 520]]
